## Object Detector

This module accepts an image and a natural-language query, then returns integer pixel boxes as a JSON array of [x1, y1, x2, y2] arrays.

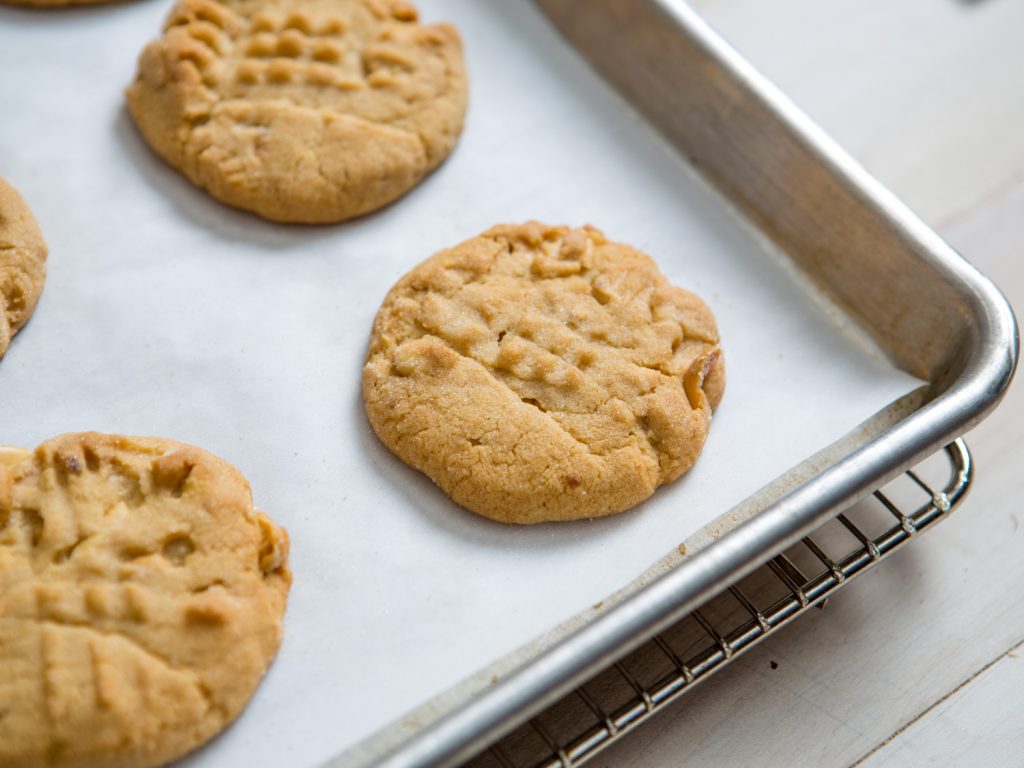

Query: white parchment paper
[[0, 1, 921, 764]]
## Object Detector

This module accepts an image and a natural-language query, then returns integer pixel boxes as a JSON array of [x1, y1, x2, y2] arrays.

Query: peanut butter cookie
[[0, 178, 47, 361], [363, 223, 725, 524], [126, 0, 467, 223], [0, 433, 291, 767]]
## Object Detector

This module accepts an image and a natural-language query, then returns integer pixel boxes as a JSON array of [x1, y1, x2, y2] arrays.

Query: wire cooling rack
[[461, 440, 972, 768]]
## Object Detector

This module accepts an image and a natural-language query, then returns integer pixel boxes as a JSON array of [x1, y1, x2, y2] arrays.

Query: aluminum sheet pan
[[0, 1, 920, 765]]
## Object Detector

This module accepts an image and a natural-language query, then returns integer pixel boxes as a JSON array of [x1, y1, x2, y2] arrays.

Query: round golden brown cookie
[[363, 222, 726, 525], [125, 0, 467, 223], [0, 433, 291, 767], [0, 178, 47, 361]]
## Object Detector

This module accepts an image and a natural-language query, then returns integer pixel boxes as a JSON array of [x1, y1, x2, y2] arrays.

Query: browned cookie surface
[[126, 0, 467, 223], [363, 222, 725, 524], [0, 178, 47, 361], [0, 433, 291, 768]]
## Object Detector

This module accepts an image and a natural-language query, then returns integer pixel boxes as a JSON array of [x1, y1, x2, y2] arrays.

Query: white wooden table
[[599, 1, 1024, 765]]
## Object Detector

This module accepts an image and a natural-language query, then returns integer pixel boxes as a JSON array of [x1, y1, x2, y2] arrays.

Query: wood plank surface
[[859, 641, 1024, 767]]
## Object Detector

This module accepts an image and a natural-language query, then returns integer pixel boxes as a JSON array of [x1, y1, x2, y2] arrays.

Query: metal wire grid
[[462, 440, 972, 768]]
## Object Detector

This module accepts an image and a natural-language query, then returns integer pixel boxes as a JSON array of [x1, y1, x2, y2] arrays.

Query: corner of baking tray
[[536, 0, 1018, 445]]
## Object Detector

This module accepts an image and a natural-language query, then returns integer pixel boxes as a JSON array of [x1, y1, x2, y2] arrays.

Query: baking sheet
[[0, 0, 922, 765]]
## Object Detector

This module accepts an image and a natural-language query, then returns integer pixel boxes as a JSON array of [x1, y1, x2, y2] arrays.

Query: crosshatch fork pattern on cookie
[[126, 0, 468, 222], [161, 0, 459, 129]]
